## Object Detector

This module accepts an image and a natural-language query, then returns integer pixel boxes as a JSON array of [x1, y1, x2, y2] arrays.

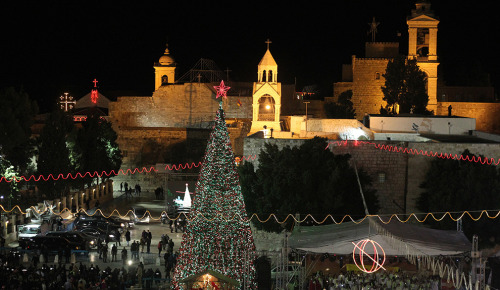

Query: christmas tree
[[171, 81, 257, 289]]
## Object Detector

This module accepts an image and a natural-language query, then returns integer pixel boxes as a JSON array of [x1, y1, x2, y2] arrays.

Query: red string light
[[0, 155, 258, 183], [326, 140, 500, 165], [3, 139, 496, 183]]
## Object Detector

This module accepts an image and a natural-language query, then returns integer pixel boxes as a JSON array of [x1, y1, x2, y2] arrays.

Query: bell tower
[[407, 0, 439, 113], [249, 39, 282, 135], [154, 44, 176, 90]]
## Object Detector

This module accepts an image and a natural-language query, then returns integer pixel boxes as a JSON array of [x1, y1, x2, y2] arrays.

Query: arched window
[[257, 95, 275, 121], [262, 70, 267, 82], [161, 75, 168, 84], [375, 72, 381, 80], [268, 70, 273, 82]]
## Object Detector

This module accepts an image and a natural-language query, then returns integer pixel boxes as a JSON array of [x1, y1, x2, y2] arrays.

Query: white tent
[[289, 218, 471, 256]]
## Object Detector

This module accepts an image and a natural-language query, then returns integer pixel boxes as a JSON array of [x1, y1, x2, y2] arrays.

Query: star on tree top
[[214, 80, 230, 99]]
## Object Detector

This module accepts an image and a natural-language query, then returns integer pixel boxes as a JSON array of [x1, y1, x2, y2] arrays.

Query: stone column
[[428, 28, 438, 61]]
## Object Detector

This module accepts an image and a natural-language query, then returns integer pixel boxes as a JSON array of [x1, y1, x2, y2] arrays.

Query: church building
[[334, 1, 439, 115]]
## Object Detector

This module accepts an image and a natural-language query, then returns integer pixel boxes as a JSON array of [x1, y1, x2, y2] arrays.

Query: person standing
[[121, 248, 127, 265], [102, 243, 108, 263], [168, 239, 174, 254], [111, 244, 117, 262], [120, 182, 123, 192], [116, 231, 121, 246], [139, 237, 144, 253], [146, 230, 152, 253], [157, 241, 162, 257], [125, 229, 131, 246], [137, 262, 144, 288]]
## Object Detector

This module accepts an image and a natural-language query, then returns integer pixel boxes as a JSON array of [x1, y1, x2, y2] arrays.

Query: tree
[[418, 150, 500, 246], [172, 102, 256, 289], [0, 87, 38, 172], [0, 153, 18, 209], [75, 113, 122, 188], [239, 137, 379, 232], [381, 56, 430, 114], [324, 90, 356, 119], [36, 107, 75, 199]]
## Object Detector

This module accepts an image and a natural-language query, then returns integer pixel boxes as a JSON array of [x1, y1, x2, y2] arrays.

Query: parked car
[[18, 224, 41, 239], [76, 227, 119, 242], [45, 231, 97, 250], [74, 219, 123, 234], [20, 236, 84, 251], [130, 207, 150, 224], [74, 213, 127, 232]]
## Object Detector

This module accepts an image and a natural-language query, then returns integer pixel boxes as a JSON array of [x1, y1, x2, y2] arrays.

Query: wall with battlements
[[336, 56, 390, 116], [109, 83, 253, 130]]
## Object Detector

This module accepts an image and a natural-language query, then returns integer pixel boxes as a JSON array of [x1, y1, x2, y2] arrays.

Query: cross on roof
[[265, 38, 272, 50], [93, 78, 98, 88], [59, 92, 76, 112]]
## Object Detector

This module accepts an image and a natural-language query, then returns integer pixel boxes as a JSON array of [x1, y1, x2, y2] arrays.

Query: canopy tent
[[289, 218, 471, 256]]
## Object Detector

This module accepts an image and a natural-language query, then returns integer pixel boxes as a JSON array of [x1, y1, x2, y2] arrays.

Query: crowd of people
[[0, 248, 168, 289], [120, 182, 142, 198], [304, 271, 441, 290]]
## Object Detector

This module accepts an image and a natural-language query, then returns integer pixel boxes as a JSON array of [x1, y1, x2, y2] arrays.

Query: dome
[[159, 47, 175, 65]]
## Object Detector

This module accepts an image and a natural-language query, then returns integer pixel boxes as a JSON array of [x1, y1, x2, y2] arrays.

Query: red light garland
[[1, 139, 497, 184]]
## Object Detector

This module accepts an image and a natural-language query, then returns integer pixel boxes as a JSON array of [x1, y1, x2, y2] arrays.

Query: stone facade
[[437, 102, 500, 134], [350, 57, 390, 115], [109, 83, 253, 129]]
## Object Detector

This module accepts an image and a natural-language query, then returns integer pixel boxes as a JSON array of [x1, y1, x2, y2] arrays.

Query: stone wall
[[244, 138, 500, 216], [109, 83, 253, 130], [243, 138, 407, 214], [405, 142, 500, 214], [351, 57, 390, 115], [437, 102, 500, 134]]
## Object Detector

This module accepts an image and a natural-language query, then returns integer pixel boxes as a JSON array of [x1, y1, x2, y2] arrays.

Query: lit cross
[[91, 78, 99, 104], [265, 38, 272, 50], [59, 92, 76, 111], [213, 80, 230, 99]]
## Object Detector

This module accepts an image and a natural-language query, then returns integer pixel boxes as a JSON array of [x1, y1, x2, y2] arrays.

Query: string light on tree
[[171, 81, 256, 289]]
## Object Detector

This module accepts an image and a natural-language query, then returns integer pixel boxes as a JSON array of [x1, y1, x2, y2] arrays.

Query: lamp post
[[304, 101, 310, 132]]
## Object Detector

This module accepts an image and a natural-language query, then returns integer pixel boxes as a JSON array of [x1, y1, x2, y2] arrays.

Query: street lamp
[[304, 101, 310, 132]]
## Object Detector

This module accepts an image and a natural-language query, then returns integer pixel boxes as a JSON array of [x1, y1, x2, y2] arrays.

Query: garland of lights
[[326, 140, 500, 165], [0, 155, 258, 183], [2, 204, 500, 225], [3, 138, 500, 183]]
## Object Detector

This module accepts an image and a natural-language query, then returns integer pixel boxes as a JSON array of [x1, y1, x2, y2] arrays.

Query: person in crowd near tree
[[125, 229, 131, 246]]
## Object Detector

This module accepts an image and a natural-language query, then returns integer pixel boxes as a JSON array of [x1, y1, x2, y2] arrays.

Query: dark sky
[[1, 0, 498, 112]]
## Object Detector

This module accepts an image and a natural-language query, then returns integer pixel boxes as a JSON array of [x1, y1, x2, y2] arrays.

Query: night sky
[[1, 0, 498, 112]]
